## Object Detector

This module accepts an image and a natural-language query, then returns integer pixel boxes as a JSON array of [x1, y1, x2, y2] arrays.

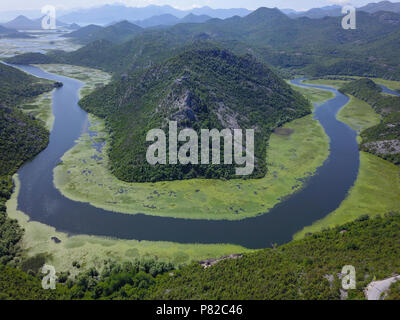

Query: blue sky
[[1, 0, 399, 12]]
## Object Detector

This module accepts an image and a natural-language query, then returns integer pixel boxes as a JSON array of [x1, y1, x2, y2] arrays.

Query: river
[[14, 66, 361, 249]]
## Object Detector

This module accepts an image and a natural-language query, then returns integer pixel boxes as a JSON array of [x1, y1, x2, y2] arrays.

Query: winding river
[[14, 65, 361, 249]]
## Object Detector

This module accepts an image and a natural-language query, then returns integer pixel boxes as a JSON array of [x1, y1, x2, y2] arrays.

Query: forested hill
[[79, 46, 311, 182], [2, 212, 400, 300], [64, 21, 143, 44], [0, 63, 58, 107], [150, 213, 400, 300], [340, 79, 400, 164], [6, 8, 400, 79], [0, 64, 56, 266]]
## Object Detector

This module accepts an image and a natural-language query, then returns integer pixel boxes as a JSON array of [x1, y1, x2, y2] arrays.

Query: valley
[[0, 1, 400, 302]]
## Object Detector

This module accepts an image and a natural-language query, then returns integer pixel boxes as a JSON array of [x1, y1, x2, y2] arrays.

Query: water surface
[[15, 67, 361, 249]]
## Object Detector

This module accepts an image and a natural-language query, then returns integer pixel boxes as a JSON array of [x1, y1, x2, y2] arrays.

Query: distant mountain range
[[0, 15, 73, 30], [287, 1, 400, 19], [9, 7, 400, 81], [286, 5, 342, 19], [133, 13, 212, 28], [65, 14, 214, 44], [64, 21, 142, 44], [59, 4, 251, 25], [3, 2, 400, 29], [359, 1, 400, 13]]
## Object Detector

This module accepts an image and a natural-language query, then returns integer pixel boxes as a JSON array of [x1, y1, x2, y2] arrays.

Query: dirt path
[[365, 275, 400, 300]]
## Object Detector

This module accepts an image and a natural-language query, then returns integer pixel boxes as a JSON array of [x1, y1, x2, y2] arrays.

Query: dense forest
[[150, 213, 400, 300], [0, 64, 54, 266], [340, 78, 400, 164], [0, 63, 59, 107], [2, 213, 400, 300], [64, 21, 143, 44], [79, 46, 311, 182], [6, 9, 400, 80]]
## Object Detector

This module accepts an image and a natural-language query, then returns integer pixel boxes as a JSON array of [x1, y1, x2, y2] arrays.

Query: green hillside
[[79, 47, 311, 182], [64, 21, 143, 44], [7, 8, 400, 79], [0, 64, 56, 266], [340, 78, 400, 164], [0, 63, 58, 107], [150, 213, 400, 300]]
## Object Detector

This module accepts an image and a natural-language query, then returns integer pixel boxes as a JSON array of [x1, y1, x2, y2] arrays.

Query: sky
[[0, 0, 399, 13]]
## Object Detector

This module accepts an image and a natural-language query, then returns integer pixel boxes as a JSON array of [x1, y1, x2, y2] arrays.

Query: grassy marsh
[[33, 64, 112, 99], [8, 175, 251, 274], [54, 109, 330, 220], [295, 81, 400, 239]]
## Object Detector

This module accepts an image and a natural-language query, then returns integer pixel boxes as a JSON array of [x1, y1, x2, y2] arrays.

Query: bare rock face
[[363, 139, 400, 155], [171, 91, 199, 122]]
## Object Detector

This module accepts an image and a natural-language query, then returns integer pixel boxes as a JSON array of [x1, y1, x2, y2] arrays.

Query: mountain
[[287, 5, 342, 19], [79, 46, 311, 183], [134, 14, 180, 28], [359, 1, 400, 13], [65, 21, 142, 44], [149, 213, 400, 300], [280, 8, 298, 15], [340, 78, 400, 164], [180, 14, 212, 24], [1, 14, 70, 30], [134, 13, 212, 28], [1, 15, 41, 30], [0, 63, 56, 268], [0, 62, 58, 107], [190, 6, 251, 19], [59, 4, 251, 25], [9, 8, 400, 80], [0, 25, 15, 34], [64, 24, 103, 42]]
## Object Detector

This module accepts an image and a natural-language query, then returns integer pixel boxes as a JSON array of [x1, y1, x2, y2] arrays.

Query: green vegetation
[[336, 95, 381, 134], [7, 9, 400, 80], [296, 152, 400, 239], [79, 47, 311, 183], [0, 264, 69, 300], [0, 63, 56, 267], [295, 80, 400, 239], [54, 107, 329, 220], [0, 62, 58, 107], [20, 90, 54, 131], [290, 82, 334, 107], [387, 280, 400, 300], [64, 21, 143, 45], [5, 211, 400, 300], [34, 64, 112, 99], [149, 214, 400, 300], [7, 174, 252, 274], [340, 78, 400, 164]]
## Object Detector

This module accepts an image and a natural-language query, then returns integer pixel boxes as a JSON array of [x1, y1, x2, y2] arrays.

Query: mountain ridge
[[79, 46, 311, 182]]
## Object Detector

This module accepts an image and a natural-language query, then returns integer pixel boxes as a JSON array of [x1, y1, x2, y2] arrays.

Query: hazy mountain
[[0, 25, 15, 34], [1, 15, 42, 30], [359, 1, 400, 13], [59, 4, 251, 25], [180, 14, 212, 24], [9, 7, 400, 80], [190, 6, 251, 19], [65, 21, 142, 44], [1, 14, 71, 30], [64, 24, 104, 42], [287, 5, 342, 19], [280, 9, 298, 15], [134, 13, 212, 28], [134, 14, 179, 28]]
